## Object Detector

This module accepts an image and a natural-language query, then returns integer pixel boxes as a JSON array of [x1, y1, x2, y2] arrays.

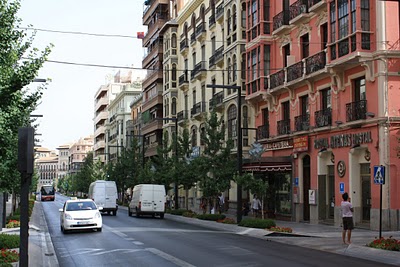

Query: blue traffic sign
[[374, 165, 385, 185], [339, 182, 345, 194]]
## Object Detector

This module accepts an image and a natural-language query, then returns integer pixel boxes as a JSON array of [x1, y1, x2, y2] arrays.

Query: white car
[[59, 198, 103, 233]]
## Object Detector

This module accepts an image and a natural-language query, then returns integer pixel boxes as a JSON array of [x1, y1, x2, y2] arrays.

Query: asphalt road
[[43, 194, 392, 267]]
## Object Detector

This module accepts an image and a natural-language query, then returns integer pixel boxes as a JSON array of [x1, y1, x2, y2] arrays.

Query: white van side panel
[[88, 180, 117, 211], [129, 184, 166, 215]]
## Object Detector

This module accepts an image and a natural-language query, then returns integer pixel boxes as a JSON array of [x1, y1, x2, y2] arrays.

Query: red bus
[[40, 185, 55, 201]]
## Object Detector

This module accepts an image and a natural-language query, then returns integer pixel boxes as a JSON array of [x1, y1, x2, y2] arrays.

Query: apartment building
[[106, 77, 142, 162], [163, 0, 256, 210], [68, 135, 93, 176], [56, 144, 70, 189], [35, 148, 58, 190], [93, 72, 132, 162], [128, 93, 143, 149], [244, 0, 400, 230], [141, 0, 171, 158]]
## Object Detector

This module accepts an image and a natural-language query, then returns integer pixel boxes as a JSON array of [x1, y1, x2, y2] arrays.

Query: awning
[[242, 164, 292, 172]]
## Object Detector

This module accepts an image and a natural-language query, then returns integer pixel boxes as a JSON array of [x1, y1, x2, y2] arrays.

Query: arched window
[[200, 124, 206, 145], [232, 55, 237, 81], [232, 5, 237, 31], [227, 9, 231, 35], [243, 105, 249, 136], [227, 58, 232, 84], [191, 126, 197, 147], [184, 23, 188, 39], [172, 98, 177, 115], [200, 5, 205, 21], [171, 34, 177, 48], [227, 105, 237, 139], [192, 15, 196, 34], [172, 64, 177, 81], [210, 0, 215, 16]]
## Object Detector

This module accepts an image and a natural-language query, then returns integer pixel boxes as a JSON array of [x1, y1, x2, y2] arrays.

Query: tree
[[196, 111, 236, 210], [0, 0, 53, 194], [235, 172, 268, 219], [73, 152, 97, 194]]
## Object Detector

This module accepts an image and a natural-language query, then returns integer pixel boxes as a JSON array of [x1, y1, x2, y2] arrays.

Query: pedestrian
[[341, 192, 354, 244], [252, 194, 261, 218], [218, 193, 225, 214], [166, 195, 171, 208]]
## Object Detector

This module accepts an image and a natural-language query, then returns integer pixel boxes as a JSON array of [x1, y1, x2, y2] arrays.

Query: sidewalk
[[161, 210, 400, 266], [1, 199, 59, 267]]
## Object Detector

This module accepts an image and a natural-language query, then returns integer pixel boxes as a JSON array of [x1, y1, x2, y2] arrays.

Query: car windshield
[[66, 201, 97, 211]]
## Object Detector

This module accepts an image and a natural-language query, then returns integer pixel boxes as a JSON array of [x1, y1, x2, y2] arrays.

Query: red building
[[244, 0, 400, 230]]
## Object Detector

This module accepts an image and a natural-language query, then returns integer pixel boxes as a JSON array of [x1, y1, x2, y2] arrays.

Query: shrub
[[269, 226, 292, 233], [5, 220, 20, 229], [196, 214, 226, 221], [0, 234, 20, 250], [183, 211, 197, 218], [238, 218, 276, 229], [6, 215, 20, 224], [367, 237, 400, 251], [217, 218, 236, 224], [0, 249, 19, 266], [169, 209, 188, 216]]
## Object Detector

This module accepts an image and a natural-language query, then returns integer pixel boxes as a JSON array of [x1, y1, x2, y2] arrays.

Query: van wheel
[[136, 209, 140, 218], [112, 210, 117, 216], [160, 213, 164, 219], [97, 227, 102, 232], [128, 208, 132, 217]]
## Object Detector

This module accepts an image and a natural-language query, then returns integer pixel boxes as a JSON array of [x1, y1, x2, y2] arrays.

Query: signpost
[[373, 165, 385, 239]]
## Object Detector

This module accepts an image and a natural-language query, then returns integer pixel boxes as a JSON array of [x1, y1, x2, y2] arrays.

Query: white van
[[128, 184, 166, 219], [88, 180, 118, 216]]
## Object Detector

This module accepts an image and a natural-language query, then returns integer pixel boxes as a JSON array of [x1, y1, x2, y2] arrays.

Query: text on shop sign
[[314, 131, 372, 149]]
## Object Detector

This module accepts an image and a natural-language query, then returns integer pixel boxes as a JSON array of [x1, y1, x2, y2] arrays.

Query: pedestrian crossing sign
[[373, 165, 385, 185]]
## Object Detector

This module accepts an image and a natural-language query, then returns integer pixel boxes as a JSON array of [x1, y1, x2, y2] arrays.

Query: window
[[191, 126, 197, 147], [228, 58, 232, 83], [282, 101, 290, 121], [211, 36, 216, 54], [227, 105, 237, 139], [354, 77, 366, 101], [200, 125, 206, 145], [193, 89, 197, 106], [172, 98, 176, 115], [242, 106, 249, 137], [338, 0, 349, 39], [321, 88, 332, 110], [262, 108, 269, 125], [172, 64, 177, 81], [283, 44, 290, 67], [330, 2, 336, 43], [301, 34, 309, 59], [251, 48, 258, 80], [321, 23, 328, 50], [264, 45, 271, 76], [227, 9, 232, 35], [300, 95, 309, 115], [201, 84, 206, 102], [232, 5, 237, 31]]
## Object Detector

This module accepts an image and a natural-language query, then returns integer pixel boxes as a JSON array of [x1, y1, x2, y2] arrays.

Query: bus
[[40, 185, 55, 201]]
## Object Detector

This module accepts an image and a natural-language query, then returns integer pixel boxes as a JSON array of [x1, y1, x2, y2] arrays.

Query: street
[[43, 194, 391, 267]]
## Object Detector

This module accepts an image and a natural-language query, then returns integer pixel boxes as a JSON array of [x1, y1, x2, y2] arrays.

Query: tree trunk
[[185, 189, 189, 210]]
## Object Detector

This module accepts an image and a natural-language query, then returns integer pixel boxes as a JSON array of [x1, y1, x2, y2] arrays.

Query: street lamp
[[156, 117, 178, 209], [206, 84, 243, 223]]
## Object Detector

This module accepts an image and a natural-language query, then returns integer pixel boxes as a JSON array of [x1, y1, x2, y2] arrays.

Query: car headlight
[[95, 211, 101, 219], [65, 213, 73, 220]]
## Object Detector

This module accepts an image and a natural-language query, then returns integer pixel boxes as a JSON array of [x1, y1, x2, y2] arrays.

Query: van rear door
[[95, 183, 106, 207], [153, 186, 166, 212], [140, 186, 153, 212], [105, 183, 117, 208]]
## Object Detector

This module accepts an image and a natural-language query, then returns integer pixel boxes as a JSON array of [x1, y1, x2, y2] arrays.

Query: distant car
[[59, 198, 103, 234]]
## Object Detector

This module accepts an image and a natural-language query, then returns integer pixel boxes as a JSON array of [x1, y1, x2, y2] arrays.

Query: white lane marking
[[60, 248, 103, 258], [133, 241, 144, 245], [125, 237, 135, 241], [146, 248, 196, 267], [91, 248, 142, 256], [110, 227, 230, 234]]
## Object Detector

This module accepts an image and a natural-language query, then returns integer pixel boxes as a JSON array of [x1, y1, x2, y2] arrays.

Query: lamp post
[[206, 84, 243, 223], [157, 117, 178, 209]]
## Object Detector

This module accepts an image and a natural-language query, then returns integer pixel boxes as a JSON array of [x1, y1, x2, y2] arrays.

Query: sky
[[17, 0, 146, 151]]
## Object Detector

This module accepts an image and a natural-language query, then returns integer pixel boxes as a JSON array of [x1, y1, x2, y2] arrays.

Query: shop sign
[[264, 140, 293, 151], [309, 189, 316, 205], [293, 136, 309, 152], [314, 131, 373, 149]]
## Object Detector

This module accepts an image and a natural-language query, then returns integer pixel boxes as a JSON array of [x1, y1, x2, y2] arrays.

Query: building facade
[[35, 148, 58, 190], [68, 135, 93, 176], [244, 0, 400, 230], [56, 144, 70, 190]]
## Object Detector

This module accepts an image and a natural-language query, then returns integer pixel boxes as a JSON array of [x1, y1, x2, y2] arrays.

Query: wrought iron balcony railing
[[346, 100, 367, 122], [315, 108, 332, 128], [257, 124, 270, 140], [294, 114, 310, 131], [277, 119, 291, 135]]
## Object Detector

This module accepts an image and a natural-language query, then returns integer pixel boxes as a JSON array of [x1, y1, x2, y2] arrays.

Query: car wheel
[[128, 208, 132, 217], [62, 226, 68, 234], [107, 211, 111, 215], [97, 228, 102, 232], [160, 213, 164, 219]]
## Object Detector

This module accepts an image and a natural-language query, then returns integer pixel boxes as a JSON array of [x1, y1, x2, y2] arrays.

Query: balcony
[[93, 140, 105, 152], [94, 125, 105, 138], [308, 0, 325, 12], [257, 124, 270, 140], [305, 51, 326, 75], [190, 33, 196, 46], [286, 61, 303, 83], [142, 118, 164, 135], [143, 18, 167, 46], [178, 71, 189, 91], [209, 14, 216, 29], [289, 0, 311, 25], [180, 38, 189, 56], [143, 0, 169, 25], [142, 68, 163, 90], [294, 114, 310, 131], [177, 110, 189, 125], [94, 111, 108, 125], [277, 119, 291, 135], [142, 94, 163, 112], [272, 10, 290, 35], [270, 69, 285, 89], [95, 97, 108, 113], [142, 44, 162, 68], [209, 46, 224, 68], [346, 100, 367, 122], [216, 4, 224, 23], [191, 101, 206, 119], [209, 91, 224, 112], [195, 22, 206, 42], [190, 61, 207, 80], [315, 108, 332, 128]]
